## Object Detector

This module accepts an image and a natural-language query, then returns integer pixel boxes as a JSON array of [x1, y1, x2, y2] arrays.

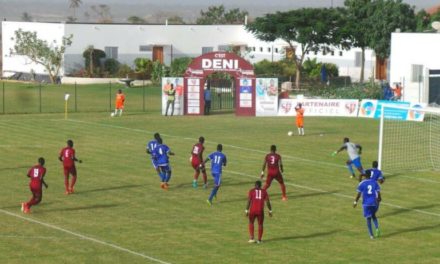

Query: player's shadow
[[1, 202, 55, 210], [289, 190, 339, 199], [42, 203, 119, 212], [381, 223, 440, 238], [265, 229, 342, 242], [0, 165, 29, 171], [78, 184, 143, 194], [219, 196, 247, 204], [380, 204, 439, 218]]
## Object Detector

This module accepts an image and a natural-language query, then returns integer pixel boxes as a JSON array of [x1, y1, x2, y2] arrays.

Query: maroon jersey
[[191, 143, 204, 165], [265, 153, 282, 176], [27, 165, 46, 187], [248, 188, 269, 214], [60, 147, 76, 167]]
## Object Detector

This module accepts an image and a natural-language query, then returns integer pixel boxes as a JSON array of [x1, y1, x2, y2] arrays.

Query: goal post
[[378, 105, 440, 172]]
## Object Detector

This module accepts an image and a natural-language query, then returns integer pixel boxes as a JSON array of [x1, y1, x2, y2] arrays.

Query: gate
[[209, 78, 235, 112]]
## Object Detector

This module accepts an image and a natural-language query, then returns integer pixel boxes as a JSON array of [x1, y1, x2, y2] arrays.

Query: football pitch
[[1, 111, 439, 263]]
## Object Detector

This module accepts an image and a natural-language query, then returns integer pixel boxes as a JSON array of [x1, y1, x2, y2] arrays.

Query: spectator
[[204, 82, 212, 115], [391, 83, 402, 101]]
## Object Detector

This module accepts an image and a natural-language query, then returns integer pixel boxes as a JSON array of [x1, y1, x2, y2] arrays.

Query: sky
[[0, 0, 438, 23]]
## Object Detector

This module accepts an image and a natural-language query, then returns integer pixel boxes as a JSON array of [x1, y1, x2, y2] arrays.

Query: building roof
[[426, 5, 440, 15]]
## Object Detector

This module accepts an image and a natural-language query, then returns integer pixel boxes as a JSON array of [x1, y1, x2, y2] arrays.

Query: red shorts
[[265, 172, 284, 187], [191, 159, 202, 170], [30, 183, 42, 198], [63, 166, 77, 177], [249, 211, 264, 225], [116, 102, 124, 109]]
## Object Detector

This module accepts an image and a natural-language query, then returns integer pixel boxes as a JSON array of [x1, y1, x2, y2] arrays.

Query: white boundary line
[[0, 209, 171, 264]]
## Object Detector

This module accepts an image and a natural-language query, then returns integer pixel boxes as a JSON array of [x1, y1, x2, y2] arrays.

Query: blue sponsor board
[[375, 100, 410, 120]]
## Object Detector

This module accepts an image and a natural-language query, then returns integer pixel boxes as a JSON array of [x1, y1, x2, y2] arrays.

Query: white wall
[[390, 32, 440, 103], [2, 21, 66, 76], [2, 21, 375, 82]]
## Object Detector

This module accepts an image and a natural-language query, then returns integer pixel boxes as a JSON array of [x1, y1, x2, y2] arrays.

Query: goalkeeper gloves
[[331, 151, 337, 156]]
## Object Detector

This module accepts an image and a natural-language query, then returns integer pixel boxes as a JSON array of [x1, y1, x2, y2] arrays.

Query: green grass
[[1, 98, 440, 263], [0, 82, 161, 114]]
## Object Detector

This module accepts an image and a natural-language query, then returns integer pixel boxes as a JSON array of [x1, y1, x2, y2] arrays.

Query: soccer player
[[113, 89, 125, 117], [59, 139, 82, 194], [191, 136, 208, 188], [353, 170, 382, 239], [367, 161, 385, 184], [147, 132, 162, 179], [152, 137, 175, 190], [203, 144, 227, 205], [21, 157, 47, 214], [246, 180, 272, 244], [294, 103, 305, 136], [261, 145, 287, 201], [332, 137, 364, 179]]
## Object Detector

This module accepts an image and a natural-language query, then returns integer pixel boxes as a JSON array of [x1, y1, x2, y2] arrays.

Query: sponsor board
[[278, 99, 359, 117], [162, 77, 184, 116], [256, 78, 278, 116], [359, 100, 426, 121]]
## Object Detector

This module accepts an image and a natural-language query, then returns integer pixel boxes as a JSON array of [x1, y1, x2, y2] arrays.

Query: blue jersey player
[[152, 137, 175, 190], [146, 133, 161, 177], [367, 161, 385, 184], [353, 170, 382, 239], [202, 144, 227, 205]]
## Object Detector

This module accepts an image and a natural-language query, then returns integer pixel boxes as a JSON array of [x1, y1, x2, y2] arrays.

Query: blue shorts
[[363, 205, 378, 218], [151, 158, 158, 169], [158, 164, 171, 172], [212, 173, 222, 186], [349, 157, 363, 169]]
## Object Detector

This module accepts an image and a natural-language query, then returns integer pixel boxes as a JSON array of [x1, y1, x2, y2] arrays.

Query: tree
[[196, 5, 248, 24], [21, 12, 33, 22], [415, 8, 440, 32], [82, 46, 106, 77], [91, 4, 112, 23], [127, 16, 146, 24], [367, 0, 416, 60], [9, 29, 72, 83], [69, 0, 82, 21], [167, 15, 185, 24], [343, 0, 373, 83], [247, 8, 344, 89]]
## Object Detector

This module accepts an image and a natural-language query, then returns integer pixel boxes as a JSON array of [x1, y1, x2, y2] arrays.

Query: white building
[[390, 32, 440, 104], [2, 21, 375, 82]]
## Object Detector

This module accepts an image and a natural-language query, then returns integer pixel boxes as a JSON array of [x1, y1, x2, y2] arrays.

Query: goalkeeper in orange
[[295, 103, 305, 136], [113, 89, 126, 117]]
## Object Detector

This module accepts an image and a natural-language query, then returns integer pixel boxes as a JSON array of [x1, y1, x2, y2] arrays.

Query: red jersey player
[[191, 136, 208, 188], [261, 145, 287, 201], [59, 139, 82, 194], [21, 157, 47, 214], [246, 180, 272, 243]]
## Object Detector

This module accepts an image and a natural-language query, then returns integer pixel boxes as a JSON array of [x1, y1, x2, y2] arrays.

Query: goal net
[[378, 105, 440, 172]]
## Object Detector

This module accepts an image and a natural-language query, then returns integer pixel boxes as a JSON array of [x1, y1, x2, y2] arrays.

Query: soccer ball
[[110, 112, 115, 117], [287, 131, 293, 136]]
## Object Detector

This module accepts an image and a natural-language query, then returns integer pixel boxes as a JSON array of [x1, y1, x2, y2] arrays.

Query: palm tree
[[69, 0, 82, 21]]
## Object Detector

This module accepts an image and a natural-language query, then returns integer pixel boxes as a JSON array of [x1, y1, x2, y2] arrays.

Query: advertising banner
[[278, 99, 359, 117], [256, 78, 278, 116], [162, 77, 184, 115], [359, 100, 426, 121], [239, 78, 253, 108]]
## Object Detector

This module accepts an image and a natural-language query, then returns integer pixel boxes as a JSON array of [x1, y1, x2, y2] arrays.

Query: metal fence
[[0, 82, 162, 114]]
